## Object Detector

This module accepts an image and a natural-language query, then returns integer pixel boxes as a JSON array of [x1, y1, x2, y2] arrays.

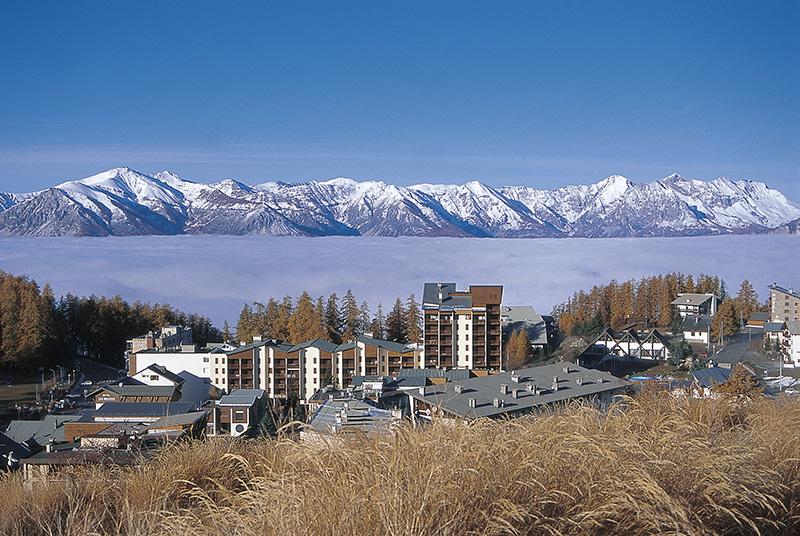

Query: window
[[203, 357, 209, 362], [215, 368, 218, 375], [150, 375, 159, 381], [313, 368, 317, 374], [215, 358, 218, 364], [233, 410, 246, 423]]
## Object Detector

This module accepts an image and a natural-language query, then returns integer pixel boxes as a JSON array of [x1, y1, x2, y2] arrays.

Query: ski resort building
[[422, 283, 504, 370], [769, 283, 800, 322], [671, 293, 718, 318], [579, 327, 672, 367]]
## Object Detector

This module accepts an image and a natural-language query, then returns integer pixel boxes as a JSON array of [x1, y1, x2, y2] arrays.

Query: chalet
[[408, 363, 629, 422], [579, 327, 672, 367], [671, 293, 718, 318], [207, 389, 267, 437], [682, 315, 711, 345]]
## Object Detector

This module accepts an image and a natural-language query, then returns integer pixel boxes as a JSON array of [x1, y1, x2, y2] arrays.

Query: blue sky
[[0, 1, 798, 197]]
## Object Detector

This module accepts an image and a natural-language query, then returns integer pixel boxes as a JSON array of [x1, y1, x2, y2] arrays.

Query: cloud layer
[[0, 235, 797, 326]]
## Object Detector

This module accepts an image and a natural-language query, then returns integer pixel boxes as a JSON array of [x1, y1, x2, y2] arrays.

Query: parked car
[[81, 380, 93, 386]]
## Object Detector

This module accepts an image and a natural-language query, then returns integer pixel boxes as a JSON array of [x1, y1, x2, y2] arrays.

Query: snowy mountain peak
[[2, 167, 798, 238]]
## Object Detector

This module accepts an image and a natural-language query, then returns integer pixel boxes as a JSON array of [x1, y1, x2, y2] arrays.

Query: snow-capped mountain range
[[0, 167, 798, 238]]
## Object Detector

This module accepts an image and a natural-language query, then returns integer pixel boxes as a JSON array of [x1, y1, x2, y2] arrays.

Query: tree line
[[235, 290, 422, 345], [0, 270, 219, 369], [553, 272, 763, 340]]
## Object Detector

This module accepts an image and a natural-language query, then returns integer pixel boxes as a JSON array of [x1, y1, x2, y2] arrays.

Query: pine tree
[[358, 301, 371, 337], [506, 328, 530, 370], [287, 292, 325, 343], [341, 290, 360, 342], [369, 303, 385, 339], [405, 294, 422, 343], [735, 279, 759, 323], [223, 321, 231, 343], [324, 293, 342, 343], [386, 298, 407, 342], [315, 296, 328, 341], [236, 304, 254, 344], [712, 299, 738, 341]]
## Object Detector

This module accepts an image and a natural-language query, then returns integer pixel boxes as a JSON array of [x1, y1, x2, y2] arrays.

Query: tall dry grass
[[1, 393, 799, 536]]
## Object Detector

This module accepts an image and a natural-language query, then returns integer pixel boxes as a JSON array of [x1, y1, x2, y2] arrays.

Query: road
[[712, 327, 796, 377]]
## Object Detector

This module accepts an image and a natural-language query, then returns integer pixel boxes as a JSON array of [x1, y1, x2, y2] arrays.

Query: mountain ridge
[[1, 167, 798, 238]]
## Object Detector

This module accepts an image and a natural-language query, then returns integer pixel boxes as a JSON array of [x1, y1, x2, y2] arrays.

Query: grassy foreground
[[1, 393, 799, 536]]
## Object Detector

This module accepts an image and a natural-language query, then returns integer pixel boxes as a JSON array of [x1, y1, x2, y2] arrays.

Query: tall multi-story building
[[769, 283, 800, 322], [224, 335, 423, 403], [422, 283, 503, 370]]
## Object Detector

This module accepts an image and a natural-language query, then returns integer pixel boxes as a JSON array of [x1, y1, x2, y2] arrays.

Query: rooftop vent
[[563, 365, 570, 374], [499, 384, 509, 395], [596, 377, 605, 384], [492, 397, 503, 408], [512, 389, 520, 399], [468, 398, 477, 408], [511, 374, 521, 383], [454, 385, 464, 394], [526, 383, 535, 392], [576, 377, 584, 386]]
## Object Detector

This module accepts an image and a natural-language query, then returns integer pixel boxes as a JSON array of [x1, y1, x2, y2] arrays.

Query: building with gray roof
[[501, 305, 552, 347], [408, 363, 629, 421], [303, 397, 400, 439], [4, 414, 83, 449], [671, 293, 718, 318]]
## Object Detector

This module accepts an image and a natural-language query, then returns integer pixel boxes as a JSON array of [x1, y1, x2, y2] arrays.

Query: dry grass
[[1, 393, 799, 536]]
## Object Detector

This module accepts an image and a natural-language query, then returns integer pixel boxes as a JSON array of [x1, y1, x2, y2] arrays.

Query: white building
[[671, 293, 718, 318], [682, 315, 711, 345], [787, 321, 800, 367], [129, 344, 235, 391]]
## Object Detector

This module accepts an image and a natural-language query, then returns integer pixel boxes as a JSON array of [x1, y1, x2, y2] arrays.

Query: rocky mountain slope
[[1, 167, 798, 238]]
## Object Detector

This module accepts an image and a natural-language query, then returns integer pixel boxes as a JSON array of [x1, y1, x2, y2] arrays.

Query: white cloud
[[0, 235, 797, 326]]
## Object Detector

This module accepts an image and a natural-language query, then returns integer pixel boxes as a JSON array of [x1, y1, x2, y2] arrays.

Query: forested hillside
[[0, 271, 219, 369], [553, 272, 762, 339]]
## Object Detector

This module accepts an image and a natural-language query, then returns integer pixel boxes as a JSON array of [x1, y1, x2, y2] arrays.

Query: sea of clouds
[[0, 235, 797, 326]]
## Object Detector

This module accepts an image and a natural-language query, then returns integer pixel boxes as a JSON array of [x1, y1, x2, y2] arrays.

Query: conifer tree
[[386, 298, 407, 342], [358, 301, 371, 336], [223, 321, 231, 343], [315, 296, 328, 341], [712, 299, 738, 341], [236, 304, 254, 344], [287, 292, 325, 343], [324, 293, 342, 342], [341, 290, 360, 342], [369, 303, 385, 339], [405, 294, 422, 343], [735, 279, 759, 322]]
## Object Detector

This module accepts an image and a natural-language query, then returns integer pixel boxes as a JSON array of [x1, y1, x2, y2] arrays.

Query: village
[[1, 280, 799, 480]]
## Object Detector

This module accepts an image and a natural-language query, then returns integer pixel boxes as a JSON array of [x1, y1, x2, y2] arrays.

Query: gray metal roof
[[671, 293, 716, 306], [306, 398, 397, 435], [397, 368, 472, 380], [787, 320, 800, 335], [748, 312, 770, 322], [147, 411, 209, 429], [501, 306, 549, 345], [218, 388, 264, 407], [422, 282, 472, 308], [682, 314, 711, 331], [692, 367, 731, 388], [334, 342, 357, 351], [93, 402, 195, 418], [765, 322, 787, 332], [356, 335, 413, 353], [286, 338, 339, 353], [410, 363, 629, 419], [4, 415, 82, 445], [1, 430, 31, 461]]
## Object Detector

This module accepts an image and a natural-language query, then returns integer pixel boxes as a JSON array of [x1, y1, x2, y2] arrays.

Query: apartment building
[[126, 325, 193, 354], [223, 335, 423, 403], [769, 283, 800, 322], [422, 283, 504, 370], [129, 345, 233, 390]]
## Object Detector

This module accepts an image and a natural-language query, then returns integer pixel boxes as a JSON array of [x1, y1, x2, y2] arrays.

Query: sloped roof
[[671, 293, 716, 306], [136, 364, 185, 385], [787, 320, 800, 335], [93, 385, 178, 399], [765, 322, 787, 332], [769, 284, 800, 300], [692, 367, 731, 388], [4, 414, 82, 446], [410, 363, 628, 420], [682, 315, 711, 331], [286, 338, 339, 353], [356, 335, 413, 353], [218, 389, 264, 407], [0, 431, 31, 462], [147, 411, 209, 429]]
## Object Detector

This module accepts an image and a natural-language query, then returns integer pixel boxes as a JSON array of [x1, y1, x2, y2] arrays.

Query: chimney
[[492, 397, 502, 408], [552, 376, 559, 391], [526, 383, 535, 392], [468, 398, 477, 408], [454, 385, 464, 394], [512, 389, 520, 399], [499, 384, 509, 395], [576, 377, 583, 386], [562, 365, 570, 374], [253, 335, 262, 342], [510, 373, 521, 383], [596, 377, 605, 384]]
